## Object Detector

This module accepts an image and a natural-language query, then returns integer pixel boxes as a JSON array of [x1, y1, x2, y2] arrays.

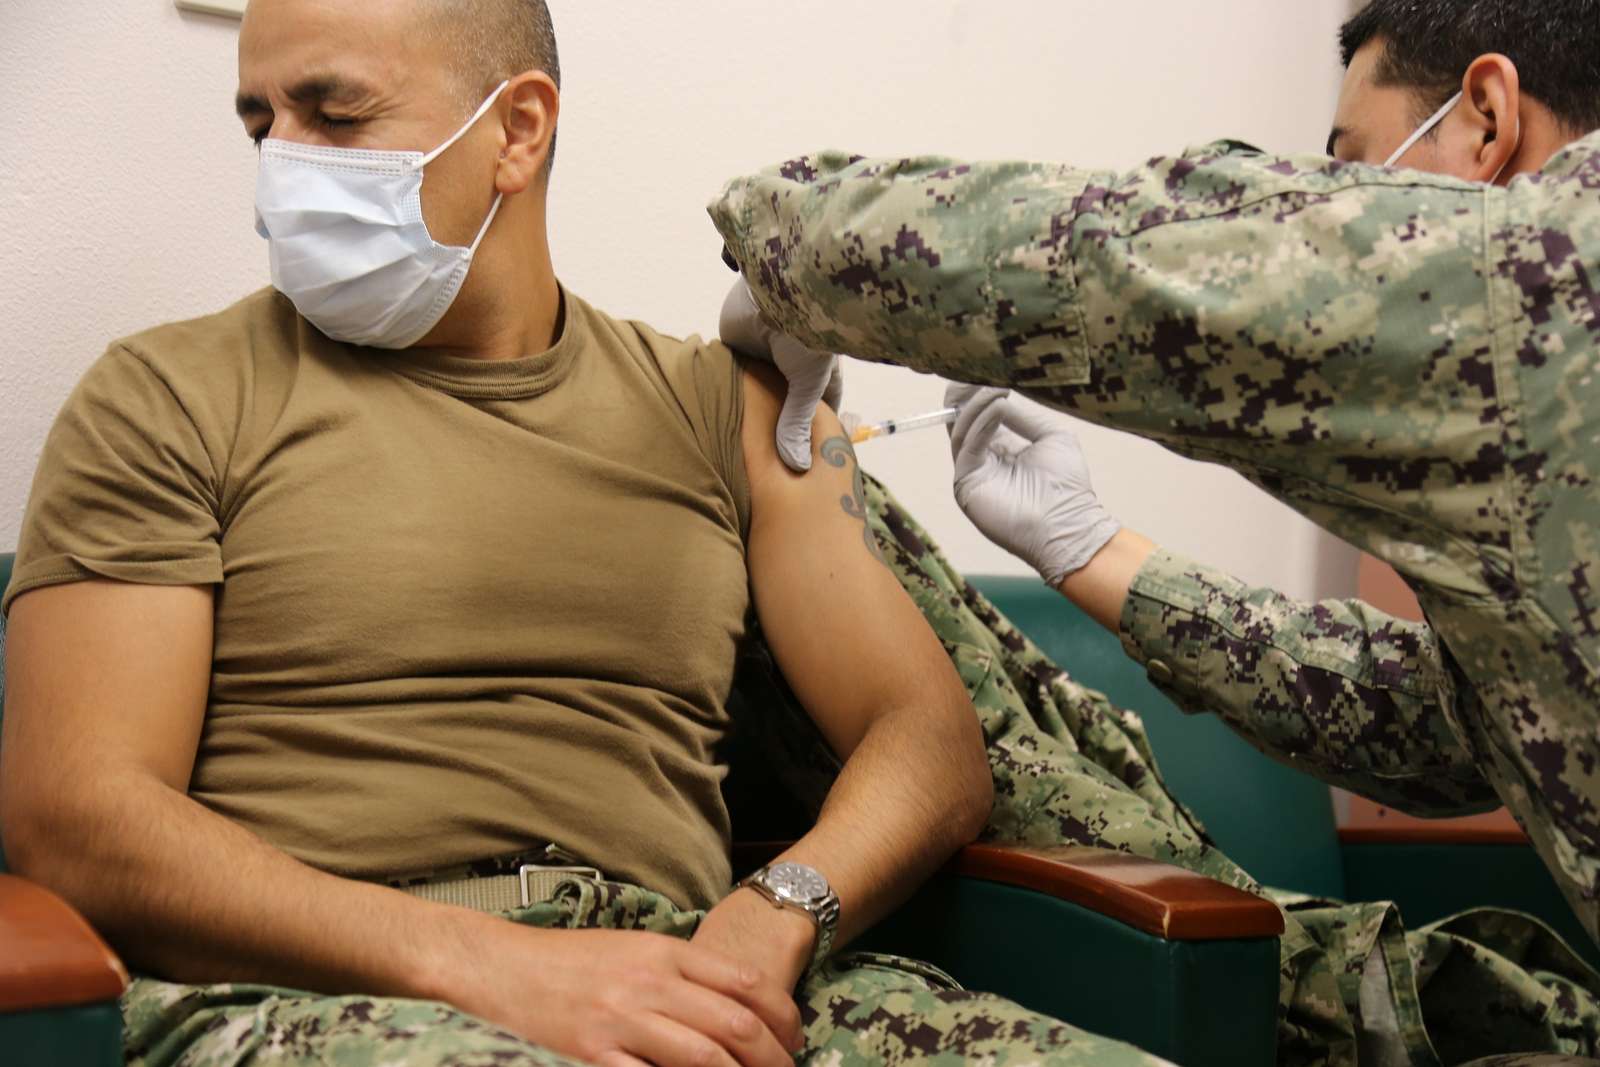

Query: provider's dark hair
[[1340, 0, 1600, 132]]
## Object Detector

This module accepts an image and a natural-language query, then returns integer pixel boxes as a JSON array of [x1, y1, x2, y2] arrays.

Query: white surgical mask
[[254, 81, 511, 349], [1384, 88, 1521, 183]]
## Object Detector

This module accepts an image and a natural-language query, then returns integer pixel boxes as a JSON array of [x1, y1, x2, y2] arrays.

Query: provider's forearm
[[1111, 548, 1499, 816], [777, 697, 992, 947], [1056, 529, 1157, 633], [11, 769, 479, 1000]]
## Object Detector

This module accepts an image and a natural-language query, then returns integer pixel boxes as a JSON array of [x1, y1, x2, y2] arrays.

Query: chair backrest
[[969, 575, 1344, 898]]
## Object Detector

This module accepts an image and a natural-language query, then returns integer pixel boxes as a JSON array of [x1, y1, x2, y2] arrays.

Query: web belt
[[396, 863, 602, 912]]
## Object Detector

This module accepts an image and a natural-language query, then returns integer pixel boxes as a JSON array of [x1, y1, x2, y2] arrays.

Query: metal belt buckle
[[518, 864, 603, 908]]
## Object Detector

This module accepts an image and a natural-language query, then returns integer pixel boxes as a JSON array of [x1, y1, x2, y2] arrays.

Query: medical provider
[[716, 0, 1600, 940]]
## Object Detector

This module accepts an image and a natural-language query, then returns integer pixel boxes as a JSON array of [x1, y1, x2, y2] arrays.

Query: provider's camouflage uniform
[[709, 138, 1600, 946], [854, 477, 1600, 1066]]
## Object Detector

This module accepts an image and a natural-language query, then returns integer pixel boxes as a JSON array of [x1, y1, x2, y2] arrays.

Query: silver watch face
[[766, 862, 830, 904]]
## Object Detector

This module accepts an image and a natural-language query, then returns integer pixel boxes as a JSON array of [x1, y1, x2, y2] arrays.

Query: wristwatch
[[737, 862, 841, 974]]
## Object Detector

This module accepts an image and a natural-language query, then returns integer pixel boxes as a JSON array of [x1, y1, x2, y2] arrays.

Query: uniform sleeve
[[2, 344, 223, 615], [1120, 548, 1500, 817], [709, 145, 1522, 581]]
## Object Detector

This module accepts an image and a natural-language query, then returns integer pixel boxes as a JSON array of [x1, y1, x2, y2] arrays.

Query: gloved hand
[[720, 279, 842, 472], [947, 383, 1122, 586]]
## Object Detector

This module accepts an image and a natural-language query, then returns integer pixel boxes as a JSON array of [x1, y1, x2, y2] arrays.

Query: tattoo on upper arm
[[819, 435, 888, 566]]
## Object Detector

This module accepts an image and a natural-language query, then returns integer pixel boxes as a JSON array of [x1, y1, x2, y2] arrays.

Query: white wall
[[0, 0, 1357, 599]]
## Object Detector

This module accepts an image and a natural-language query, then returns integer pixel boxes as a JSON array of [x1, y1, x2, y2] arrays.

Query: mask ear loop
[[414, 80, 514, 253], [416, 79, 513, 170], [1385, 90, 1463, 167], [1490, 111, 1524, 185], [467, 194, 505, 254]]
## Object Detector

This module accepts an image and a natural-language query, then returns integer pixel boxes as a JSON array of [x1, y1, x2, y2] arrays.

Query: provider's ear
[[496, 71, 560, 195], [1458, 53, 1522, 184]]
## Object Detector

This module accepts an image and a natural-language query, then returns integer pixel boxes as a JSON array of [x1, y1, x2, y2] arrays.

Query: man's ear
[[495, 71, 560, 195], [1459, 53, 1522, 183]]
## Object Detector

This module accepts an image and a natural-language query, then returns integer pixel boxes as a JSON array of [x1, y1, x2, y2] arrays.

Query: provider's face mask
[[254, 81, 511, 350]]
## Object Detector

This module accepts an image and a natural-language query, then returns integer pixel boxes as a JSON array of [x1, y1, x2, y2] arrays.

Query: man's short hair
[[1340, 0, 1600, 133], [431, 0, 562, 169]]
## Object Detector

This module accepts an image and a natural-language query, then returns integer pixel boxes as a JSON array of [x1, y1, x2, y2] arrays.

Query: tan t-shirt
[[5, 288, 753, 909]]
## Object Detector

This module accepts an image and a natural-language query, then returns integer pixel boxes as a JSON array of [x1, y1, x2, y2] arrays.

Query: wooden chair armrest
[[0, 874, 129, 1012], [731, 842, 1284, 942], [952, 844, 1283, 940]]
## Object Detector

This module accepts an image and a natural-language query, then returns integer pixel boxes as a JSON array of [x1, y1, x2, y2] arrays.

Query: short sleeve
[[3, 344, 224, 615], [654, 336, 751, 540], [699, 343, 750, 538]]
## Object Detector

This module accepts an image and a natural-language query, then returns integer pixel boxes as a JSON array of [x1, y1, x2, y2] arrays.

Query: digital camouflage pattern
[[708, 137, 1600, 944], [121, 875, 1170, 1067], [730, 475, 1600, 1066], [1120, 548, 1502, 818]]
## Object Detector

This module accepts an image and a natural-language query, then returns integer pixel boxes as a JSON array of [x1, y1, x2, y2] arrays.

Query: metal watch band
[[738, 864, 840, 975], [807, 890, 840, 972]]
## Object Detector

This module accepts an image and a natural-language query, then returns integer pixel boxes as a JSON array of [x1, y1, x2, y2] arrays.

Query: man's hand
[[693, 888, 817, 994], [438, 914, 805, 1067], [720, 279, 841, 472], [948, 384, 1123, 586]]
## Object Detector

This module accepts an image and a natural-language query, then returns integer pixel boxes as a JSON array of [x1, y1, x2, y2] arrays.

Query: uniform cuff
[[2, 552, 223, 617], [1117, 548, 1247, 713]]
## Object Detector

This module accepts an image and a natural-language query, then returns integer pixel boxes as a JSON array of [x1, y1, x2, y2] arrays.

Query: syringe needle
[[849, 407, 960, 445]]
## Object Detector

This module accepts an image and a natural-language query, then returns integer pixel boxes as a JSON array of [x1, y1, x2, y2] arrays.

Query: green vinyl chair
[[967, 576, 1596, 974]]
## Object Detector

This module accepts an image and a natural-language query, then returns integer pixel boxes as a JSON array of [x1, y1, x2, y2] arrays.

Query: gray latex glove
[[947, 384, 1123, 586], [720, 279, 843, 472]]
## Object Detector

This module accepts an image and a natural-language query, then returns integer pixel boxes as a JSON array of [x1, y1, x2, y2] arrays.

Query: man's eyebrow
[[235, 91, 270, 119], [234, 75, 376, 119], [1326, 127, 1346, 158]]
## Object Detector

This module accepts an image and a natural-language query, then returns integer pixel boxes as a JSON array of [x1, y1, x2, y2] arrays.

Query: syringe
[[848, 407, 960, 445]]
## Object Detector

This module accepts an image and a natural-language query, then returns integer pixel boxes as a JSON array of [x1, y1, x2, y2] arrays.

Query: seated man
[[0, 2, 1167, 1065]]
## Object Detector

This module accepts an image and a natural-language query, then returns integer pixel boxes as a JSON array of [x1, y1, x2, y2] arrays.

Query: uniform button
[[1148, 660, 1175, 686]]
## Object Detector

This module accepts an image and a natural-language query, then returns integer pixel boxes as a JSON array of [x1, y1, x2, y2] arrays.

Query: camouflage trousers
[[121, 876, 1169, 1067], [843, 474, 1600, 1067]]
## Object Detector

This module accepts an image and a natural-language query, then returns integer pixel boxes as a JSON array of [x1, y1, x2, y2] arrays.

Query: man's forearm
[[733, 367, 994, 965], [8, 768, 480, 1000], [774, 694, 993, 948]]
